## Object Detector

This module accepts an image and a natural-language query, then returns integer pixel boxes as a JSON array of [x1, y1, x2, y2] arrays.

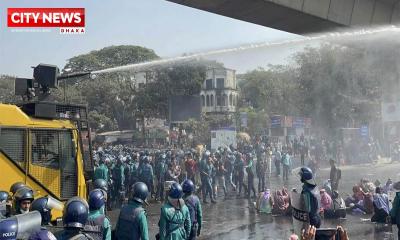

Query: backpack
[[185, 195, 198, 224]]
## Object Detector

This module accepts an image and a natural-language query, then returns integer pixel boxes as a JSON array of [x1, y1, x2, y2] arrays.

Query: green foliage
[[239, 43, 387, 135], [63, 45, 159, 72], [61, 45, 160, 131], [0, 75, 18, 103]]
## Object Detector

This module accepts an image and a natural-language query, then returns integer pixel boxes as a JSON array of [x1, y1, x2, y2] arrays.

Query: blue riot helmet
[[161, 154, 166, 160], [88, 189, 105, 211], [9, 183, 26, 196], [94, 179, 108, 192], [62, 197, 89, 229], [131, 182, 149, 205], [0, 211, 41, 240], [168, 182, 183, 199], [0, 192, 9, 203], [298, 167, 316, 185], [182, 180, 195, 194], [30, 196, 63, 225], [13, 187, 34, 214]]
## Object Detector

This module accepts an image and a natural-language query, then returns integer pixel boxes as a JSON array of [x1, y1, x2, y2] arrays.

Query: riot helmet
[[182, 180, 195, 194], [9, 182, 26, 195], [298, 167, 316, 185], [168, 182, 183, 199], [94, 179, 108, 192], [30, 197, 53, 225], [0, 191, 9, 203], [131, 182, 149, 205], [88, 189, 105, 211], [13, 187, 34, 214], [62, 197, 89, 229]]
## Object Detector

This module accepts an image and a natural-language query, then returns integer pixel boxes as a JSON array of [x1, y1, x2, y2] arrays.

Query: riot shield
[[291, 191, 310, 237], [0, 211, 41, 240]]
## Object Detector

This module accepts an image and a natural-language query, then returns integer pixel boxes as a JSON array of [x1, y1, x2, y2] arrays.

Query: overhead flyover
[[166, 0, 400, 34]]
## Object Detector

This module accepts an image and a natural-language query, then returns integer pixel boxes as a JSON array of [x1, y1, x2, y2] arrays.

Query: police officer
[[156, 154, 168, 202], [115, 182, 149, 240], [182, 180, 202, 240], [0, 191, 10, 218], [139, 156, 154, 200], [0, 211, 42, 240], [13, 186, 34, 215], [234, 152, 245, 197], [112, 158, 125, 207], [86, 189, 111, 240], [94, 158, 109, 183], [56, 197, 94, 240], [28, 197, 57, 240], [94, 179, 111, 213], [299, 167, 321, 228], [200, 152, 216, 204], [9, 182, 26, 196], [158, 182, 191, 240], [245, 153, 257, 198]]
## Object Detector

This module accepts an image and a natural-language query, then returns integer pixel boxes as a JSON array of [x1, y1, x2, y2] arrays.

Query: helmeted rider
[[86, 189, 111, 240], [299, 167, 321, 228], [115, 182, 150, 240], [158, 182, 191, 240], [56, 197, 94, 240], [182, 180, 202, 240], [28, 197, 58, 240]]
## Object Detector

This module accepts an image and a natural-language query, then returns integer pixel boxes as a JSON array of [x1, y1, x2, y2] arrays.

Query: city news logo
[[7, 8, 85, 34]]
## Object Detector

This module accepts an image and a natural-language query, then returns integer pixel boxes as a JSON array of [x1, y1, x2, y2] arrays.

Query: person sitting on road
[[256, 189, 274, 214], [371, 187, 390, 223], [320, 189, 333, 212], [324, 191, 346, 219], [272, 188, 290, 215], [382, 178, 393, 194]]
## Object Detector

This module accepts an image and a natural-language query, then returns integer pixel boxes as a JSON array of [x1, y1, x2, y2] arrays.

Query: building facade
[[200, 68, 239, 114]]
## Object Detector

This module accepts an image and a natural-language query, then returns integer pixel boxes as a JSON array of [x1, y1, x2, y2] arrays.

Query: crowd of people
[[1, 136, 400, 240]]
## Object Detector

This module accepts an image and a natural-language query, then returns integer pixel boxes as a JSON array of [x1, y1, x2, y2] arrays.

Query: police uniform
[[29, 227, 57, 240], [56, 229, 94, 240], [115, 201, 149, 240], [184, 194, 202, 240], [94, 164, 109, 182], [301, 183, 321, 228], [86, 209, 111, 240], [159, 201, 191, 240]]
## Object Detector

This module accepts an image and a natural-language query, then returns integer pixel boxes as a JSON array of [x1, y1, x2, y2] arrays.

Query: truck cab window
[[31, 130, 60, 169]]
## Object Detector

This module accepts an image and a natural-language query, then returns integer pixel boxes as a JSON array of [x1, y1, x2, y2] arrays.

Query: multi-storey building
[[200, 68, 238, 114]]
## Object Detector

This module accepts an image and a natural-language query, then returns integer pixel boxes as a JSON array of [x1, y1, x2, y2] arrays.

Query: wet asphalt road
[[108, 161, 400, 240]]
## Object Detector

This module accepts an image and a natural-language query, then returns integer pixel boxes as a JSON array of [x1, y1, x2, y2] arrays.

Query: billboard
[[168, 95, 201, 123], [382, 101, 400, 122], [270, 115, 282, 128]]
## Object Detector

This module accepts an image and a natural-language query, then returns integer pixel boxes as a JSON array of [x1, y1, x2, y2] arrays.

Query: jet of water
[[91, 25, 400, 75]]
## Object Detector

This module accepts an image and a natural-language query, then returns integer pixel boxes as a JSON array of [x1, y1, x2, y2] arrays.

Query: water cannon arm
[[57, 71, 91, 80]]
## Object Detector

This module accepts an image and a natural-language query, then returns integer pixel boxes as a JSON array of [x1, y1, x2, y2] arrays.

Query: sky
[[0, 0, 304, 77]]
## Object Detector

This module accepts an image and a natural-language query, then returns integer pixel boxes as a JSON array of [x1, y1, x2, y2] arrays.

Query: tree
[[61, 45, 160, 131], [0, 75, 18, 103]]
